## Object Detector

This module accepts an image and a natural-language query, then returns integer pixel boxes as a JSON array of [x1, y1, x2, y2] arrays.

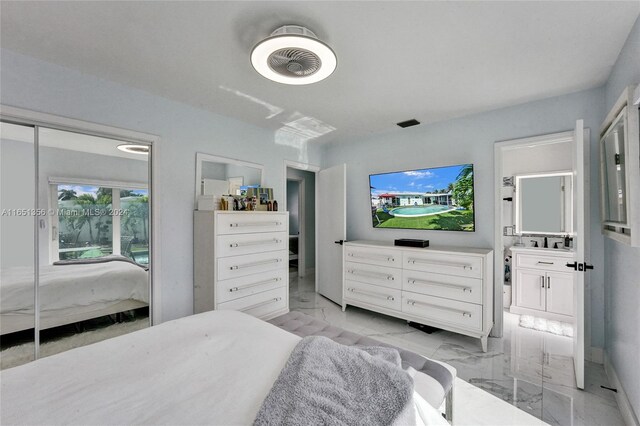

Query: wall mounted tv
[[369, 164, 475, 232]]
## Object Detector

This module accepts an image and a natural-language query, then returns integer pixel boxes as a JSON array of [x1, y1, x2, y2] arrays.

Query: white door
[[571, 119, 590, 389], [515, 269, 545, 311], [316, 164, 346, 304], [546, 271, 574, 316]]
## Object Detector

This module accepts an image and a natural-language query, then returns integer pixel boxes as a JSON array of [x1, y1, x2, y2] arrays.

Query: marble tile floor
[[290, 274, 623, 426]]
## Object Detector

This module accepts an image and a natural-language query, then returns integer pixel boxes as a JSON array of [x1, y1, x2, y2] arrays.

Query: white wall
[[0, 48, 323, 322], [323, 87, 606, 348], [602, 16, 640, 418]]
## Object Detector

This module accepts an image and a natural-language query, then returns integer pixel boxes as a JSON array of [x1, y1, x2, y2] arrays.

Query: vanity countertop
[[509, 246, 575, 256]]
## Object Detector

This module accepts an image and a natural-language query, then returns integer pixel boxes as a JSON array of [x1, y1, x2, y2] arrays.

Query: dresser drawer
[[402, 251, 482, 279], [217, 231, 287, 257], [215, 268, 287, 304], [344, 261, 401, 290], [217, 250, 287, 281], [402, 292, 482, 331], [345, 245, 399, 268], [401, 270, 482, 304], [344, 280, 401, 311], [515, 253, 573, 272], [217, 286, 287, 319], [216, 213, 287, 235]]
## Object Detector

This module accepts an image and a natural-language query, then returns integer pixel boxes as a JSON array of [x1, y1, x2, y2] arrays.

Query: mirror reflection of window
[[120, 189, 149, 265], [57, 185, 114, 260]]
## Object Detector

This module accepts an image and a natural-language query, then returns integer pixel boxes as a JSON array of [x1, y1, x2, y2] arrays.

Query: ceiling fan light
[[251, 25, 337, 85]]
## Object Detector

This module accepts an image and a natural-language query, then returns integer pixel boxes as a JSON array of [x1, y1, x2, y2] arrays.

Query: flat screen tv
[[369, 164, 475, 232]]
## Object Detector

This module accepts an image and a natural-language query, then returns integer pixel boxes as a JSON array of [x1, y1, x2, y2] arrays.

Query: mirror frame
[[598, 84, 640, 247], [514, 171, 573, 235], [194, 153, 264, 205]]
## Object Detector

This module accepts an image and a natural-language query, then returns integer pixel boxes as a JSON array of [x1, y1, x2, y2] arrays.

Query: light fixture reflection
[[117, 144, 149, 155]]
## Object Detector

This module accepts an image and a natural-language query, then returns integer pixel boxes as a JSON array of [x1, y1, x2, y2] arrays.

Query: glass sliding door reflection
[[0, 122, 36, 369], [37, 127, 150, 358]]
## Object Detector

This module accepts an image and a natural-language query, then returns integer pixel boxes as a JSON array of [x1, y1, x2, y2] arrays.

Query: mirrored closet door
[[0, 121, 153, 368], [0, 122, 36, 369]]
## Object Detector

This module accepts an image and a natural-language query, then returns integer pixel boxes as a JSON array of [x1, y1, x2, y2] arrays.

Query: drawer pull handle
[[347, 287, 395, 301], [229, 277, 281, 292], [407, 258, 473, 270], [347, 253, 395, 262], [406, 299, 472, 318], [230, 221, 282, 228], [239, 297, 282, 312], [229, 258, 281, 270], [229, 239, 281, 248], [347, 270, 394, 281], [537, 261, 554, 265], [407, 278, 472, 293]]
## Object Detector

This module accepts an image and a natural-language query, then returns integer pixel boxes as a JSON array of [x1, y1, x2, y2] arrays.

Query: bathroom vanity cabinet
[[510, 247, 575, 322]]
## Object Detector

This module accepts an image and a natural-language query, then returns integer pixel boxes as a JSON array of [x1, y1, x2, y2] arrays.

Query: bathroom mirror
[[515, 172, 573, 235], [194, 153, 263, 206]]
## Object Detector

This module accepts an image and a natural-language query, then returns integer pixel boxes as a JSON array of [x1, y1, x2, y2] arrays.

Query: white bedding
[[0, 262, 148, 315], [0, 310, 447, 426]]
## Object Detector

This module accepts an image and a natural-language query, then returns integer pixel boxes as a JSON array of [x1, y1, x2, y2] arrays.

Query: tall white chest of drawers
[[343, 240, 494, 351], [194, 211, 289, 320]]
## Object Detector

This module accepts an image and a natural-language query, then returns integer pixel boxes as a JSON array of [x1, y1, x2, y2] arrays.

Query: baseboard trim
[[604, 352, 639, 426]]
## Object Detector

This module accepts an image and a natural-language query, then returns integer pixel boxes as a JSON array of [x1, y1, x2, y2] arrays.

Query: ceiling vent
[[397, 119, 421, 128], [251, 25, 337, 85]]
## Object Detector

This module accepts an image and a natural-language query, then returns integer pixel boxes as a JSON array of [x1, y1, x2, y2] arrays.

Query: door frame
[[283, 160, 320, 282], [493, 130, 590, 352], [0, 105, 161, 326]]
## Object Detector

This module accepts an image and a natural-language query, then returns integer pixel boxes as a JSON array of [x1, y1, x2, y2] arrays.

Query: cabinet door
[[515, 269, 545, 311], [545, 271, 574, 316]]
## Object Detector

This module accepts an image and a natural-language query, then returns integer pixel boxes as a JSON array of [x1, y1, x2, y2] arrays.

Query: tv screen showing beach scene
[[369, 164, 475, 231]]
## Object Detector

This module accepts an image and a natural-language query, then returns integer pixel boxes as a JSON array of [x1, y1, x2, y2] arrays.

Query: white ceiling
[[1, 1, 638, 144]]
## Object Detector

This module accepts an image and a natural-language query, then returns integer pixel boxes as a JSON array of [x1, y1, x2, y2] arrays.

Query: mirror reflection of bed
[[0, 122, 152, 369]]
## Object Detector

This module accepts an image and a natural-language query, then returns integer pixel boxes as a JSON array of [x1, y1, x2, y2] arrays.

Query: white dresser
[[509, 247, 575, 322], [194, 211, 289, 320], [342, 240, 494, 351]]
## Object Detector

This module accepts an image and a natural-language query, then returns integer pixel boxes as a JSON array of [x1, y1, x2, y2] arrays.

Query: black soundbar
[[394, 239, 429, 248]]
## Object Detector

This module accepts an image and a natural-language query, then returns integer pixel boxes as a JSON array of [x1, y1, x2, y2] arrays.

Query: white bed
[[0, 261, 149, 335], [0, 310, 448, 426]]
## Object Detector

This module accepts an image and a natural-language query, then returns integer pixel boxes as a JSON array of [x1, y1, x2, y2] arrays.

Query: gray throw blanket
[[253, 336, 415, 426]]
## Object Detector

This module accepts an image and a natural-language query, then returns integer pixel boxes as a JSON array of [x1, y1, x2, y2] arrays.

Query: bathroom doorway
[[494, 122, 591, 390], [284, 162, 318, 280]]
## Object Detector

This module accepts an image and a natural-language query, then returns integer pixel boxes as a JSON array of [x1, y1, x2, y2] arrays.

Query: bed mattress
[[0, 310, 447, 426], [0, 261, 148, 315]]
